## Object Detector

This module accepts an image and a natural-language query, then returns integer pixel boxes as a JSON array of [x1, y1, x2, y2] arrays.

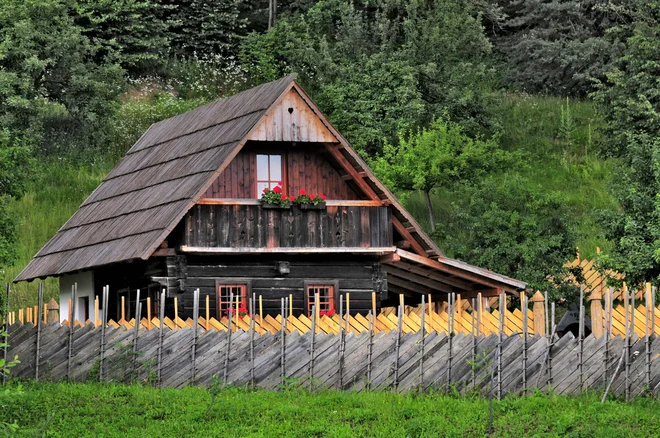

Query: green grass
[[2, 382, 660, 437], [2, 158, 115, 310], [405, 94, 618, 259]]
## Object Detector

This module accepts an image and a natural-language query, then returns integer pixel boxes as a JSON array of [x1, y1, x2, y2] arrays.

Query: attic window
[[256, 154, 283, 194]]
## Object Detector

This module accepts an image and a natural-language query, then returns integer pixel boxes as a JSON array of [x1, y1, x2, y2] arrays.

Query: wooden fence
[[3, 288, 660, 400]]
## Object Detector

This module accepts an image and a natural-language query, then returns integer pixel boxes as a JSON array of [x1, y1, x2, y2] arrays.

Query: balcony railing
[[181, 199, 393, 253]]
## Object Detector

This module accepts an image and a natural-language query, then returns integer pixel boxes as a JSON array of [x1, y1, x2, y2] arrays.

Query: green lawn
[[2, 382, 659, 437]]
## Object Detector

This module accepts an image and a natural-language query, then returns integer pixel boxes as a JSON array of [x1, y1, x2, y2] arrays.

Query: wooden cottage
[[15, 76, 526, 322]]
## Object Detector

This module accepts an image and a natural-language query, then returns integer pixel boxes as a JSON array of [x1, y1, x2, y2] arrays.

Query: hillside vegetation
[[3, 93, 616, 310], [4, 0, 660, 310], [3, 382, 660, 437]]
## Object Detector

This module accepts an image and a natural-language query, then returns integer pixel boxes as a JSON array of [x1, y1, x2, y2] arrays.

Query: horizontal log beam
[[384, 265, 454, 294], [196, 198, 387, 207], [179, 246, 397, 255]]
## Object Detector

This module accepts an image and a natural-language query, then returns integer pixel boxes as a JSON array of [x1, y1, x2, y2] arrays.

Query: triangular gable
[[248, 88, 338, 143]]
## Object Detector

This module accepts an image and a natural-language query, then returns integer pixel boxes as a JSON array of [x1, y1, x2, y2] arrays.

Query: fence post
[[47, 298, 59, 325], [132, 289, 141, 384], [2, 284, 9, 385], [447, 292, 455, 390], [66, 283, 77, 381], [604, 287, 613, 386], [624, 284, 630, 402], [419, 295, 425, 390], [99, 285, 109, 382], [223, 292, 234, 385], [157, 289, 166, 387], [532, 292, 546, 336], [250, 293, 256, 388], [309, 300, 317, 391], [471, 298, 477, 390], [338, 295, 345, 390], [522, 292, 528, 394], [35, 283, 44, 381], [280, 297, 286, 387], [191, 289, 199, 385], [590, 282, 604, 339], [646, 284, 651, 391], [497, 293, 504, 400], [393, 304, 403, 393], [578, 285, 585, 391]]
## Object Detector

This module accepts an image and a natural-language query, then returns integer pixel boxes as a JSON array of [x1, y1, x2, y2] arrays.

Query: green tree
[[439, 175, 578, 299], [167, 0, 247, 58], [371, 118, 513, 231], [0, 0, 125, 155], [494, 0, 630, 96], [593, 2, 660, 284], [73, 0, 171, 74]]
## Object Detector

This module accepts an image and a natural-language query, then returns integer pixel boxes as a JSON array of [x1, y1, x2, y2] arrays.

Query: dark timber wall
[[183, 204, 392, 249], [201, 146, 360, 200], [179, 255, 386, 319]]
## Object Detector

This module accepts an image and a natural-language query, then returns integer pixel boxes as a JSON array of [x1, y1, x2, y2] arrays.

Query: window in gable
[[256, 154, 283, 194]]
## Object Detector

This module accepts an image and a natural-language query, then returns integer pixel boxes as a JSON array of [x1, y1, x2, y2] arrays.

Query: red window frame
[[304, 281, 338, 317], [216, 281, 250, 317]]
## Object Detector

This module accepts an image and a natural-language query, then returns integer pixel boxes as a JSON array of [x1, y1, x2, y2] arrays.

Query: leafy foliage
[[0, 0, 125, 155], [372, 118, 515, 230], [73, 0, 171, 74], [438, 175, 578, 298], [593, 3, 660, 284], [495, 0, 630, 96]]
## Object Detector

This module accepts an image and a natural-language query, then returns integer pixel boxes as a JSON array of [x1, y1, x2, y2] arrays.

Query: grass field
[[1, 382, 659, 437]]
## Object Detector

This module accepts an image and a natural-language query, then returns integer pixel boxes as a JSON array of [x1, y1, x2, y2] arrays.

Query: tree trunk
[[424, 190, 436, 232]]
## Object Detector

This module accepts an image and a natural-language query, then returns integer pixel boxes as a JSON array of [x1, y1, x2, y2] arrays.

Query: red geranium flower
[[263, 187, 269, 193], [319, 193, 327, 200], [310, 194, 316, 200], [281, 194, 287, 200], [290, 195, 295, 201], [300, 189, 307, 195], [277, 181, 283, 186], [273, 186, 282, 194]]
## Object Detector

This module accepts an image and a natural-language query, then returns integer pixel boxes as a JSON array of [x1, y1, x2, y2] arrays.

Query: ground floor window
[[216, 281, 250, 317], [305, 281, 337, 317]]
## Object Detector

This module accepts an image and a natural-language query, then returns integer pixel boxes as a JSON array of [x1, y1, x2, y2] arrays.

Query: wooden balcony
[[180, 199, 393, 253]]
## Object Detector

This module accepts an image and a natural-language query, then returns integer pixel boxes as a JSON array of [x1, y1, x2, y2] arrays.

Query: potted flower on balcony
[[260, 182, 293, 209], [294, 189, 327, 210]]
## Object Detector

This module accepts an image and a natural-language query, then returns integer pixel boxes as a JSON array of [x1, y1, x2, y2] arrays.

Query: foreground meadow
[[1, 382, 659, 437]]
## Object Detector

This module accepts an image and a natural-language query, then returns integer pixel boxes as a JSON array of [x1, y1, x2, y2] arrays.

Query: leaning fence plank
[[132, 289, 142, 384], [447, 293, 454, 390]]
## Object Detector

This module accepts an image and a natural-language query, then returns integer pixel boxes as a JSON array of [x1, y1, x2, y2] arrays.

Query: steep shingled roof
[[16, 76, 448, 282], [16, 77, 297, 281]]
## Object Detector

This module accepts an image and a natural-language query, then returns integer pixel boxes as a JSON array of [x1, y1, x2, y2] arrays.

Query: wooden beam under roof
[[384, 265, 454, 294], [179, 246, 397, 255]]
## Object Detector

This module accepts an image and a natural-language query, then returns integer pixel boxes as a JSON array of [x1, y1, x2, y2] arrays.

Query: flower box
[[297, 203, 326, 210], [261, 201, 291, 209]]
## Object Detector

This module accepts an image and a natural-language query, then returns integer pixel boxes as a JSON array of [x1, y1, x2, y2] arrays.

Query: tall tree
[[594, 1, 660, 284], [0, 0, 125, 155]]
